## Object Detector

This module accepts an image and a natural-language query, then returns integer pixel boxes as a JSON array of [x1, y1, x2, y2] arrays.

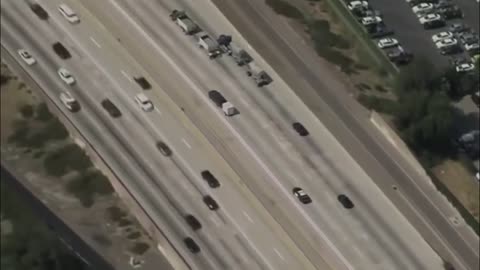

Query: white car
[[59, 91, 78, 111], [57, 68, 75, 85], [58, 4, 79, 24], [465, 43, 480, 52], [347, 1, 368, 10], [134, 93, 153, 112], [412, 3, 434, 14], [361, 16, 382, 26], [419, 13, 442, 24], [17, 49, 36, 65], [432, 31, 453, 43], [435, 38, 458, 49], [377, 38, 399, 49], [455, 62, 475, 73]]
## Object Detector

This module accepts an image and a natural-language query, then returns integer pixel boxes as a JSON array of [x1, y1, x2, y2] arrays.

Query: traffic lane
[[455, 0, 480, 32], [34, 0, 312, 268], [113, 2, 435, 270], [0, 32, 198, 270], [104, 1, 319, 268], [150, 0, 443, 268], [74, 0, 334, 268], [0, 12, 221, 270], [367, 0, 451, 68], [210, 0, 479, 269]]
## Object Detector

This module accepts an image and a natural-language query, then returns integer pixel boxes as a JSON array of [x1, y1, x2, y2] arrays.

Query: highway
[[209, 0, 480, 269], [1, 1, 316, 270], [51, 0, 447, 269], [1, 0, 476, 269]]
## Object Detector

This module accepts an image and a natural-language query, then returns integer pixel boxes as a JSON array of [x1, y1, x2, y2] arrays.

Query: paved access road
[[210, 0, 479, 270], [65, 0, 451, 269], [1, 1, 316, 270]]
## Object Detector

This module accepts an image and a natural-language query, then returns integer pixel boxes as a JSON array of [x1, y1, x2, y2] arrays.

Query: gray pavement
[[1, 1, 316, 269], [209, 0, 479, 269], [70, 0, 450, 269]]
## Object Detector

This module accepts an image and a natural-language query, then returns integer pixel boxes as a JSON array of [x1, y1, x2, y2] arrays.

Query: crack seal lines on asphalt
[[105, 1, 354, 270]]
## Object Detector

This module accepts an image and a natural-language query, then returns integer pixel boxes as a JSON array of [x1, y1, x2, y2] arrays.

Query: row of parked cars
[[344, 0, 413, 65], [408, 0, 479, 72]]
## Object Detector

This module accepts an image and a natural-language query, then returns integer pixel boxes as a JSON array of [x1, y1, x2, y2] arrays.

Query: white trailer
[[222, 102, 237, 116], [198, 32, 222, 58]]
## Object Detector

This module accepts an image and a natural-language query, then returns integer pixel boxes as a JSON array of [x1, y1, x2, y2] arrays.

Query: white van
[[58, 4, 79, 24]]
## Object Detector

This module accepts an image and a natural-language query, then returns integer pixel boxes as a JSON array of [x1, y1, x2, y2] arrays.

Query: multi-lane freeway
[[1, 0, 478, 270]]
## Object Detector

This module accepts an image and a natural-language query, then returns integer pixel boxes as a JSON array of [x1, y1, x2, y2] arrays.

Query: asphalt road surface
[[367, 0, 479, 69], [2, 0, 478, 270], [209, 0, 479, 269], [1, 1, 316, 269], [50, 0, 453, 269]]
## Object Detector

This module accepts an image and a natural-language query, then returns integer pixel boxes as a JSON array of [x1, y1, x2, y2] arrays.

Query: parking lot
[[362, 0, 479, 69], [342, 0, 479, 169]]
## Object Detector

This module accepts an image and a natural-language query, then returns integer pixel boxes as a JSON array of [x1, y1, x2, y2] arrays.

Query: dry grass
[[432, 160, 479, 222]]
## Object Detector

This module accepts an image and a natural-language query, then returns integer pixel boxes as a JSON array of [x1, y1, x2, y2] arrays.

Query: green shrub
[[43, 144, 92, 176], [65, 170, 113, 207], [129, 242, 149, 255], [357, 94, 397, 115], [265, 0, 304, 20], [106, 206, 127, 222], [20, 104, 34, 118], [35, 103, 53, 122]]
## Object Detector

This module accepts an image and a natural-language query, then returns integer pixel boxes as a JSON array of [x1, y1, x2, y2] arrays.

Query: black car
[[338, 194, 354, 209], [438, 6, 463, 20], [101, 99, 122, 118], [201, 170, 220, 188], [448, 23, 469, 34], [292, 187, 312, 204], [183, 237, 200, 253], [52, 42, 71, 59], [134, 77, 151, 90], [203, 195, 219, 210], [30, 3, 49, 20], [292, 122, 309, 136], [156, 141, 172, 156], [185, 215, 202, 231]]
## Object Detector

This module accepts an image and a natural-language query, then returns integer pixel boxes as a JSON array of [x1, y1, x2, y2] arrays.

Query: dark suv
[[201, 170, 220, 188], [203, 195, 219, 210], [185, 215, 202, 231], [101, 99, 122, 118], [183, 237, 200, 253], [52, 42, 71, 59], [292, 122, 309, 136], [338, 194, 354, 209], [156, 141, 172, 156]]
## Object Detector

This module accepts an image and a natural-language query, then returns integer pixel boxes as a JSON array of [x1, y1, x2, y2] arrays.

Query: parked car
[[293, 187, 312, 204], [471, 91, 480, 107], [435, 38, 458, 49], [455, 62, 475, 73], [412, 3, 434, 15], [432, 31, 454, 43], [17, 49, 36, 65], [347, 1, 368, 11], [377, 38, 399, 49], [448, 22, 470, 33], [419, 14, 445, 29], [438, 6, 463, 20], [361, 16, 382, 26]]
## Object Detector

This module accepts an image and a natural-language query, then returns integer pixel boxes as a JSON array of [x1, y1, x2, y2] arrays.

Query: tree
[[395, 91, 454, 155], [395, 57, 438, 93]]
